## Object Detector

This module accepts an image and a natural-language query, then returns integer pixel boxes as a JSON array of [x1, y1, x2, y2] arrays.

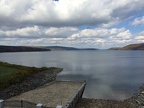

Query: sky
[[0, 0, 144, 49]]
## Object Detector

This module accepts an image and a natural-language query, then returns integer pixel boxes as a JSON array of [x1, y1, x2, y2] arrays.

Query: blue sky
[[0, 0, 144, 49], [112, 15, 144, 34]]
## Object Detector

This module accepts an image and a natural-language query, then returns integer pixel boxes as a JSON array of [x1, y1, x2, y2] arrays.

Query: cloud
[[113, 30, 132, 40], [68, 27, 136, 48], [69, 29, 106, 39], [131, 16, 144, 26], [0, 0, 34, 26], [0, 26, 79, 39], [0, 26, 41, 38], [134, 31, 144, 43], [0, 0, 144, 27], [45, 27, 78, 38], [68, 27, 129, 39], [1, 26, 140, 48]]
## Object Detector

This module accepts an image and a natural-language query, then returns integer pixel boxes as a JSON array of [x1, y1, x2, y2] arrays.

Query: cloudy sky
[[0, 0, 144, 49]]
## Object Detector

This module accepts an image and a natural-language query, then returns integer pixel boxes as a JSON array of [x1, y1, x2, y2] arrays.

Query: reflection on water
[[57, 73, 138, 100], [0, 50, 144, 100]]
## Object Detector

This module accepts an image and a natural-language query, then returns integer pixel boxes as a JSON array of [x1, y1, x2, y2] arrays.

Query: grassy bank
[[0, 61, 48, 90]]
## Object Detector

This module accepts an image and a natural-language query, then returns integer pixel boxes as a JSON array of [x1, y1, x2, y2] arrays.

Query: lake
[[0, 50, 144, 100]]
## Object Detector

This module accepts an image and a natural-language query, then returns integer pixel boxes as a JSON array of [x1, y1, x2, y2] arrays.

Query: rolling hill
[[41, 46, 98, 51], [0, 45, 51, 53], [119, 43, 144, 50], [108, 43, 144, 50]]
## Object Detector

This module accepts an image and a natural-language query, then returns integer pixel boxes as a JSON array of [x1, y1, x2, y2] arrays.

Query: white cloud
[[45, 27, 78, 38], [0, 26, 78, 39], [69, 27, 130, 40], [131, 16, 144, 26], [135, 36, 144, 40], [116, 30, 132, 39], [0, 26, 143, 49], [80, 29, 110, 37], [0, 0, 144, 27], [134, 31, 144, 42], [54, 27, 136, 48], [0, 26, 40, 37], [69, 28, 110, 39]]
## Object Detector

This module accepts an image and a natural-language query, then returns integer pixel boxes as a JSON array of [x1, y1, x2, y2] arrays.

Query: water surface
[[0, 50, 144, 100]]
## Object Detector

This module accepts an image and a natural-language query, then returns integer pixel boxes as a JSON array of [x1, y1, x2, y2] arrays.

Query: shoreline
[[75, 97, 137, 108], [75, 84, 144, 108], [0, 67, 143, 108], [0, 67, 63, 100]]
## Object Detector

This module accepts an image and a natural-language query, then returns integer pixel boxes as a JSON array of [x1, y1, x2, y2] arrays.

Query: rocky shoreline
[[75, 98, 138, 108], [75, 84, 144, 108], [0, 67, 63, 100], [0, 67, 143, 108]]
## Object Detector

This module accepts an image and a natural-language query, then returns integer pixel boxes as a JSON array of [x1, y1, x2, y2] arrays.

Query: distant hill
[[119, 43, 144, 50], [41, 46, 98, 51], [108, 43, 144, 50], [108, 47, 121, 50], [0, 45, 51, 53]]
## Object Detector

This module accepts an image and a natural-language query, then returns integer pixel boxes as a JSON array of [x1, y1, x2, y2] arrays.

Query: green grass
[[0, 61, 48, 90], [0, 66, 19, 81]]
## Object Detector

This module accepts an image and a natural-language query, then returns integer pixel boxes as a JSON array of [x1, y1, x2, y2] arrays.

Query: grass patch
[[0, 66, 19, 81], [0, 61, 48, 90]]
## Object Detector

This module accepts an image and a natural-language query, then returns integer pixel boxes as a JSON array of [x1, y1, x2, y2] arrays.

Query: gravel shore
[[75, 84, 144, 108], [75, 98, 138, 108]]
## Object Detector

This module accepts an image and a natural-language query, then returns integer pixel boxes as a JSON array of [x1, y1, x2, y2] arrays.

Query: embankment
[[0, 67, 63, 99]]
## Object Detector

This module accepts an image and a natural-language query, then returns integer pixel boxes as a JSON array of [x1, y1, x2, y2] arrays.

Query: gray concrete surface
[[7, 81, 85, 107]]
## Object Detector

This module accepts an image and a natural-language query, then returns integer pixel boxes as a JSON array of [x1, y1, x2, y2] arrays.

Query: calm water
[[0, 50, 144, 100]]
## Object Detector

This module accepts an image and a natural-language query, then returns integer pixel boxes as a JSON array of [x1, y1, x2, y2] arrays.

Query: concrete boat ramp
[[1, 81, 86, 108]]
